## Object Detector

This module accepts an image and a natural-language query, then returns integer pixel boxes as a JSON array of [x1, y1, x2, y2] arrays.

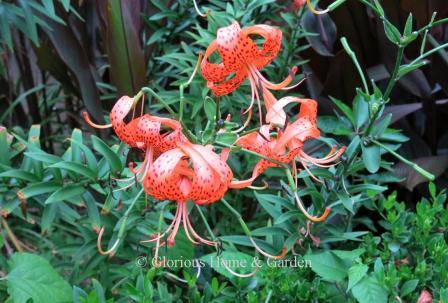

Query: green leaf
[[317, 116, 352, 135], [330, 96, 354, 125], [332, 248, 365, 260], [7, 252, 72, 303], [69, 139, 98, 172], [0, 127, 11, 166], [361, 144, 381, 173], [19, 0, 39, 46], [91, 135, 122, 174], [347, 264, 368, 292], [305, 251, 350, 282], [351, 275, 388, 303], [44, 184, 86, 204], [353, 94, 369, 129], [216, 132, 237, 145], [50, 161, 97, 180], [403, 13, 413, 37], [383, 20, 401, 45], [42, 16, 104, 123], [0, 169, 40, 182], [100, 0, 146, 95], [204, 97, 216, 121], [400, 279, 419, 297], [19, 181, 61, 199], [24, 151, 61, 164], [397, 61, 428, 79]]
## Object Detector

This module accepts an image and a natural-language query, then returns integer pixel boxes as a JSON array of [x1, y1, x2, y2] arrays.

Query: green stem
[[408, 42, 448, 67], [118, 188, 144, 238], [141, 87, 198, 143], [417, 17, 448, 34], [195, 204, 217, 241], [220, 198, 252, 236], [179, 84, 185, 121], [141, 87, 176, 117], [341, 37, 370, 94], [383, 46, 405, 101], [372, 139, 435, 181]]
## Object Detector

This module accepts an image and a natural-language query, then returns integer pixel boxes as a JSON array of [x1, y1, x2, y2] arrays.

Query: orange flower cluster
[[84, 21, 344, 254], [201, 21, 345, 197], [84, 96, 233, 247]]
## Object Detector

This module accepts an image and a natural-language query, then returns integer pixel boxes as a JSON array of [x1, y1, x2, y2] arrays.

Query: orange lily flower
[[230, 98, 322, 188], [230, 98, 345, 222], [142, 142, 232, 246], [84, 96, 187, 151], [201, 21, 300, 124]]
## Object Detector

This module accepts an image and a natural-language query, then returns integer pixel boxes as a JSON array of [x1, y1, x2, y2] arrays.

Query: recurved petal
[[207, 68, 248, 96], [110, 96, 135, 142], [242, 24, 282, 69], [179, 144, 224, 203], [144, 148, 190, 202], [201, 40, 230, 82], [216, 21, 258, 72], [274, 117, 320, 154], [229, 159, 275, 189]]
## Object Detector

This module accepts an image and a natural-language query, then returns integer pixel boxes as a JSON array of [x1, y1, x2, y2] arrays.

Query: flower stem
[[340, 37, 370, 94], [140, 87, 198, 143], [194, 204, 217, 241], [372, 139, 435, 181], [383, 46, 404, 101], [220, 198, 252, 236]]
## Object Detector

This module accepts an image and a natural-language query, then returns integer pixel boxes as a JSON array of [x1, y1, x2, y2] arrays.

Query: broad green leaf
[[347, 264, 368, 292], [330, 96, 355, 125], [351, 275, 388, 303], [317, 116, 352, 135], [353, 94, 369, 129], [204, 97, 216, 121], [383, 20, 401, 45], [7, 253, 72, 303], [400, 279, 419, 297], [332, 248, 365, 260], [305, 251, 350, 282], [44, 184, 86, 204], [361, 144, 381, 173]]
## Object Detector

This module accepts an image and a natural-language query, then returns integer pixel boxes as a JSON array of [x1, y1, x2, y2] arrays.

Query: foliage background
[[0, 0, 447, 302]]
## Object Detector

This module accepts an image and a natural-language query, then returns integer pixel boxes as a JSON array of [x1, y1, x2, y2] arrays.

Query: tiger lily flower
[[142, 142, 232, 246], [201, 21, 300, 124], [84, 96, 189, 194], [83, 96, 188, 151], [230, 98, 323, 189], [230, 98, 345, 221]]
